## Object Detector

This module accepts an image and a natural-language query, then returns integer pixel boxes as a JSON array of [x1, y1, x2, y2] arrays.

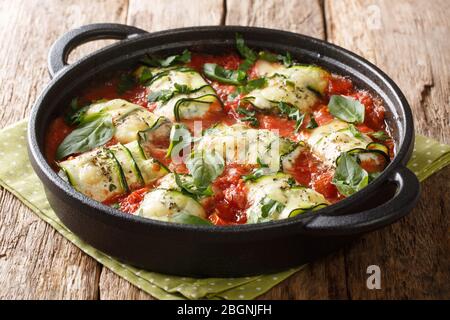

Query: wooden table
[[0, 0, 448, 299]]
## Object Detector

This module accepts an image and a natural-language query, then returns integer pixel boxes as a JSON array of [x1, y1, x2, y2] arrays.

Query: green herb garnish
[[237, 107, 259, 127], [117, 73, 136, 95], [203, 63, 247, 85], [328, 95, 365, 124], [140, 49, 191, 67], [56, 115, 114, 160], [332, 152, 369, 196]]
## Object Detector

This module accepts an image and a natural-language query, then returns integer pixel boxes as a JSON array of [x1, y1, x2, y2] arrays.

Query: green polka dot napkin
[[0, 120, 449, 300]]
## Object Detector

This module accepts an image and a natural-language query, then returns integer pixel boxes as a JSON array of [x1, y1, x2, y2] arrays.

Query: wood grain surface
[[0, 0, 448, 299]]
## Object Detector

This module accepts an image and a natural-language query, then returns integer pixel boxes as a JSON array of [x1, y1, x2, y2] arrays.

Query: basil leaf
[[306, 115, 318, 129], [174, 83, 190, 94], [238, 59, 255, 72], [281, 52, 293, 67], [256, 157, 269, 168], [141, 49, 191, 67], [174, 173, 214, 197], [332, 152, 369, 196], [287, 177, 297, 187], [166, 123, 192, 158], [277, 102, 305, 132], [65, 98, 88, 125], [148, 89, 174, 103], [117, 73, 136, 95], [260, 197, 285, 219], [241, 116, 259, 127], [236, 107, 254, 117], [257, 51, 278, 62], [138, 67, 153, 85], [174, 151, 224, 198], [328, 95, 365, 123], [242, 158, 271, 182], [235, 77, 267, 96], [203, 63, 247, 85], [171, 213, 213, 226], [348, 124, 362, 138], [56, 115, 114, 160], [148, 83, 198, 103], [293, 113, 305, 132], [258, 51, 293, 67], [236, 33, 257, 71], [242, 169, 264, 182], [186, 151, 224, 191], [371, 131, 390, 141], [237, 107, 259, 127]]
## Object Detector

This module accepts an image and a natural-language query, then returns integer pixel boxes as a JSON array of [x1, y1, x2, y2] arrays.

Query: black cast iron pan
[[28, 23, 420, 277]]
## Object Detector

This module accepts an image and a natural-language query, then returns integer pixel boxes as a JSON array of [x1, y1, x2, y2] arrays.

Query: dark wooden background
[[0, 0, 448, 299]]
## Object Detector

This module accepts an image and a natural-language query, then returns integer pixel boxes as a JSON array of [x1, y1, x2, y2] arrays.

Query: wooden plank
[[99, 270, 151, 300], [326, 0, 450, 299], [226, 0, 325, 38], [97, 0, 225, 300], [126, 0, 224, 31], [0, 0, 128, 299]]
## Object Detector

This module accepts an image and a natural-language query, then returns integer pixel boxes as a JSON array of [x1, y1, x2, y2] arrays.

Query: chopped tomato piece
[[312, 171, 340, 203], [206, 164, 252, 225]]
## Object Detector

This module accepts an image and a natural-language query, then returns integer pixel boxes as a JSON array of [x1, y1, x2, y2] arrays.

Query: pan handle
[[303, 166, 420, 235], [48, 23, 147, 78]]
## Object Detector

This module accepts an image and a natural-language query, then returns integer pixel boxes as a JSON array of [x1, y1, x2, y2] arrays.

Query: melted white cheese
[[195, 124, 294, 170], [303, 119, 372, 167], [245, 173, 328, 223]]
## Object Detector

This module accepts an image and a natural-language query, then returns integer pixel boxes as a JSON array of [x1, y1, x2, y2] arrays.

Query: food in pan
[[45, 35, 394, 226]]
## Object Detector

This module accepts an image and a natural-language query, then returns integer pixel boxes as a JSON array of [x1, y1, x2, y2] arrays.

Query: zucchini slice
[[242, 74, 318, 114], [174, 93, 222, 121], [344, 147, 390, 173], [195, 123, 295, 170], [58, 147, 127, 202], [242, 60, 330, 113], [147, 67, 209, 91], [304, 119, 372, 167], [136, 189, 206, 222], [125, 141, 168, 185], [146, 68, 222, 121], [281, 142, 306, 172], [367, 142, 389, 155], [80, 99, 158, 144], [137, 116, 172, 156], [114, 108, 158, 144], [245, 173, 328, 223], [288, 203, 328, 218], [109, 143, 144, 189], [152, 86, 222, 121], [84, 99, 140, 120], [254, 60, 330, 95]]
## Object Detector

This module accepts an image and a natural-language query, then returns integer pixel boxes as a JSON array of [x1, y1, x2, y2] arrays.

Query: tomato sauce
[[203, 164, 252, 225], [45, 117, 74, 168], [46, 52, 393, 225], [104, 186, 151, 214], [81, 76, 148, 108]]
